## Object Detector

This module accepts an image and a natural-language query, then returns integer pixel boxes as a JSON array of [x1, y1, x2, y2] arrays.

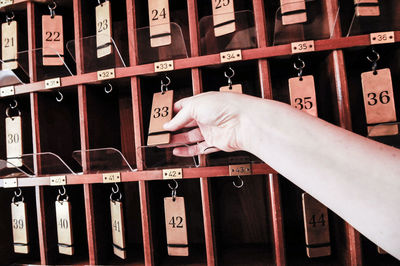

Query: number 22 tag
[[42, 15, 64, 66], [164, 197, 188, 256]]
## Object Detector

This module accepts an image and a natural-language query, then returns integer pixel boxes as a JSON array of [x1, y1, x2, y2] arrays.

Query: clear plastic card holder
[[0, 69, 24, 90], [368, 122, 400, 149], [136, 22, 188, 65], [137, 143, 199, 170], [6, 152, 78, 177], [66, 35, 127, 74], [0, 56, 29, 84], [0, 159, 33, 179], [273, 0, 339, 45], [346, 1, 400, 37], [16, 48, 74, 82], [199, 10, 256, 55], [72, 147, 135, 174]]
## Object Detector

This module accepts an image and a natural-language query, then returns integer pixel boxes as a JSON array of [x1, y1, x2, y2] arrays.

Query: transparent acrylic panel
[[137, 143, 199, 170], [66, 35, 127, 73], [346, 1, 400, 37], [0, 56, 29, 84], [368, 122, 400, 149], [273, 0, 338, 45], [136, 22, 188, 65], [199, 10, 256, 55], [0, 159, 33, 178], [0, 69, 24, 87], [72, 148, 135, 174], [16, 48, 74, 82], [6, 152, 77, 176]]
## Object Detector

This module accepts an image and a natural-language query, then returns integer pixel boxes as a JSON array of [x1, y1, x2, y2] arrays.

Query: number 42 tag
[[164, 197, 188, 256]]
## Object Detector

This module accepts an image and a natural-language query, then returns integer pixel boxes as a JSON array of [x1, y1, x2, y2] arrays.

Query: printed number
[[45, 31, 61, 42], [309, 214, 326, 227], [169, 216, 183, 228], [367, 91, 390, 106], [153, 106, 169, 118], [7, 133, 19, 144], [377, 34, 387, 42], [12, 218, 24, 229], [297, 43, 308, 51], [294, 97, 313, 110], [58, 218, 69, 229], [215, 0, 230, 9], [4, 37, 14, 48], [152, 8, 167, 20], [113, 220, 120, 232], [97, 19, 109, 33]]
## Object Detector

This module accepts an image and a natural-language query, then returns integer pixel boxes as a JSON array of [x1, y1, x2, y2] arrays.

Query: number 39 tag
[[164, 197, 188, 256]]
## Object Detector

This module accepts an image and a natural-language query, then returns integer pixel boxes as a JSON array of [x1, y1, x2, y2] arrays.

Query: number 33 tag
[[147, 90, 173, 146]]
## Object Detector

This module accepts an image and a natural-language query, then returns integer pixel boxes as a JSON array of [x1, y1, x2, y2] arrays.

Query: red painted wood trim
[[346, 223, 363, 266], [125, 0, 138, 66], [200, 178, 216, 266], [73, 0, 84, 74], [269, 174, 286, 266], [324, 0, 342, 38], [139, 180, 154, 265], [252, 0, 268, 47], [187, 0, 200, 57]]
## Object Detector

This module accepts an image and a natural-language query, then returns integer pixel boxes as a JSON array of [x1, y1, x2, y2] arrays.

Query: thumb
[[164, 105, 194, 131]]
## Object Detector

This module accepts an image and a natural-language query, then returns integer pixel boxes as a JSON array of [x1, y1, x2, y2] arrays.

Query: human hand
[[163, 91, 258, 157]]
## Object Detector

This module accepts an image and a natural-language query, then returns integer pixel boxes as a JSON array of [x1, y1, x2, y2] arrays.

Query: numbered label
[[164, 197, 188, 256], [96, 1, 113, 58], [289, 75, 318, 117], [155, 60, 174, 72], [55, 200, 73, 255], [0, 0, 13, 7], [280, 0, 307, 25], [291, 40, 315, 54], [370, 31, 394, 45], [0, 86, 14, 97], [110, 200, 126, 259], [97, 68, 115, 80], [147, 90, 174, 146], [302, 193, 331, 258], [6, 116, 23, 168], [163, 168, 183, 180], [50, 176, 66, 186], [212, 0, 235, 36], [45, 77, 61, 89], [229, 164, 251, 176], [220, 49, 242, 63], [355, 0, 380, 17], [148, 0, 171, 47], [2, 20, 18, 70], [11, 202, 29, 254], [220, 84, 243, 93], [3, 178, 17, 188], [42, 15, 64, 66], [103, 172, 121, 183], [361, 68, 397, 126]]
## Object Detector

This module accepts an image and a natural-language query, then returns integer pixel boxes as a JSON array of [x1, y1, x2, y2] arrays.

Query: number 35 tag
[[289, 75, 318, 117], [147, 90, 173, 146]]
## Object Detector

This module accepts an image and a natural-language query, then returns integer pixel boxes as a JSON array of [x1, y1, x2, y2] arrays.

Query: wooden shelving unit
[[0, 0, 399, 265]]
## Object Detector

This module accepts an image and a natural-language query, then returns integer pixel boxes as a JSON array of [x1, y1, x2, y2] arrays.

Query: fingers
[[172, 141, 220, 157], [171, 128, 204, 145], [164, 103, 193, 131]]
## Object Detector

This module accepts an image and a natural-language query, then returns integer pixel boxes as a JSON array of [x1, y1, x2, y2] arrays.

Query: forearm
[[241, 98, 400, 258]]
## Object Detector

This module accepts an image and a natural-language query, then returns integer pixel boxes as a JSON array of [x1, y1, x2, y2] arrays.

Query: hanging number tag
[[2, 20, 18, 70], [55, 200, 74, 255], [11, 201, 29, 254], [6, 116, 22, 167], [354, 0, 380, 17], [211, 0, 235, 37], [164, 197, 188, 256], [148, 0, 171, 47], [110, 200, 126, 259], [42, 15, 64, 66], [220, 84, 242, 93], [96, 1, 113, 58], [289, 75, 318, 117], [147, 90, 173, 146], [280, 0, 307, 25], [361, 68, 398, 136], [0, 0, 13, 8], [302, 193, 331, 258]]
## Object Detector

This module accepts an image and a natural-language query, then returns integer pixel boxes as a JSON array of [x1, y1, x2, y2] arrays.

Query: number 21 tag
[[42, 15, 64, 66], [147, 90, 173, 146], [2, 20, 18, 70], [164, 197, 188, 256]]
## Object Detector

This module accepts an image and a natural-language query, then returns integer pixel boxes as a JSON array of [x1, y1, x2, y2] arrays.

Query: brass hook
[[160, 76, 171, 94], [56, 90, 63, 102], [294, 57, 305, 80], [232, 175, 244, 189], [104, 83, 113, 94]]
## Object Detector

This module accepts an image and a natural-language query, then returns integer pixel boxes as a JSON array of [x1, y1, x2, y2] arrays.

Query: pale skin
[[163, 91, 400, 260]]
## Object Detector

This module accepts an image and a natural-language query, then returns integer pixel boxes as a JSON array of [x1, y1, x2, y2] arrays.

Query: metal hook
[[111, 182, 119, 194], [232, 175, 244, 189], [56, 90, 63, 102], [161, 76, 171, 94], [104, 83, 113, 94], [97, 0, 102, 5], [9, 99, 17, 109], [224, 67, 235, 87], [48, 1, 57, 17], [12, 195, 24, 205], [294, 57, 305, 80], [110, 191, 122, 202], [367, 48, 380, 74], [168, 179, 178, 191], [14, 188, 22, 197], [6, 106, 21, 118], [6, 12, 15, 24], [58, 185, 66, 196], [56, 193, 69, 202]]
